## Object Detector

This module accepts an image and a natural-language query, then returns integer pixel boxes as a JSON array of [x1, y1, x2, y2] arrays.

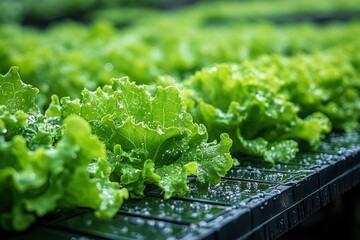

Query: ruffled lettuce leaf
[[0, 66, 40, 115], [183, 64, 331, 163], [251, 52, 360, 132], [0, 68, 128, 231], [0, 116, 128, 231], [47, 77, 233, 198], [0, 67, 61, 149], [0, 67, 38, 140]]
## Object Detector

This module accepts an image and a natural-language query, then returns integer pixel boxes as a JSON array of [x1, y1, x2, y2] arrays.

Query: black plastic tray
[[2, 131, 360, 240]]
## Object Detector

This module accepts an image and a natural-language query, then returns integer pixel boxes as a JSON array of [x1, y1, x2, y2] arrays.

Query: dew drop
[[104, 63, 114, 72], [157, 128, 164, 135]]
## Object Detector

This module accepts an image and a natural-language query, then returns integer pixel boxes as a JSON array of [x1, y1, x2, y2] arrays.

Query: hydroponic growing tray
[[2, 130, 360, 240]]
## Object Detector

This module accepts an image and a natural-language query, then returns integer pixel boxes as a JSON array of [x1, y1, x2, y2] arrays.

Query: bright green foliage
[[253, 52, 360, 132], [47, 77, 233, 198], [183, 64, 332, 163], [0, 67, 40, 141], [1, 21, 359, 107], [0, 67, 39, 114], [0, 107, 28, 140], [2, 0, 360, 24], [0, 0, 359, 232], [0, 68, 128, 231]]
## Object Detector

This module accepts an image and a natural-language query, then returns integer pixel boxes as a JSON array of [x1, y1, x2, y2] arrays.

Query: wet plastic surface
[[225, 167, 297, 183], [56, 212, 187, 240], [2, 226, 94, 240], [3, 131, 360, 240], [119, 197, 227, 223]]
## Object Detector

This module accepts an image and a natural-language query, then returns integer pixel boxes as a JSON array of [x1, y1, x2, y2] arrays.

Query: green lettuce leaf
[[48, 77, 233, 198], [0, 116, 128, 231], [0, 67, 39, 140], [2, 18, 359, 107], [183, 64, 331, 163], [0, 68, 128, 232], [254, 52, 360, 132], [0, 66, 39, 114]]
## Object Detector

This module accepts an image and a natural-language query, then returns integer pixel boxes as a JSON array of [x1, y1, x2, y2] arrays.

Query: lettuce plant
[[0, 67, 128, 231], [183, 64, 331, 163], [47, 77, 233, 199]]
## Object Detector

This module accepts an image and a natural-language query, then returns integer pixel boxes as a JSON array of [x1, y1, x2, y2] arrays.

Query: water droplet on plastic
[[270, 189, 281, 195], [198, 221, 208, 227], [190, 223, 198, 230], [163, 227, 173, 234], [134, 218, 145, 225], [120, 226, 128, 234], [147, 220, 156, 227], [158, 221, 165, 228], [191, 212, 200, 218]]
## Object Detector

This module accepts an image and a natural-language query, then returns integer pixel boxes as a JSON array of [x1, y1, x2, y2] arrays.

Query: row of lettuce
[[1, 0, 359, 24], [1, 45, 360, 231], [1, 20, 360, 106], [1, 2, 360, 233], [0, 67, 232, 231]]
